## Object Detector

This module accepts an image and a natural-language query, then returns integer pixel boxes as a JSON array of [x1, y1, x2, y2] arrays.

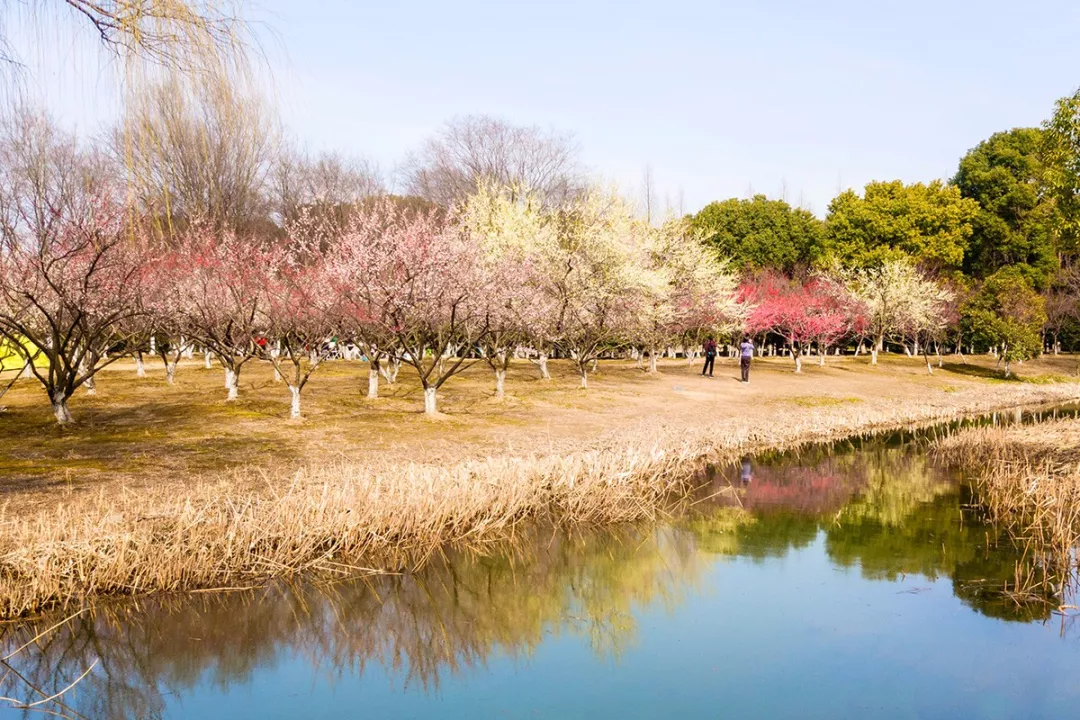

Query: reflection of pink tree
[[741, 272, 851, 373]]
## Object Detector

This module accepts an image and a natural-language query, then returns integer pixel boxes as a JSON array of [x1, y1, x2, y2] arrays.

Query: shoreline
[[2, 379, 1079, 621]]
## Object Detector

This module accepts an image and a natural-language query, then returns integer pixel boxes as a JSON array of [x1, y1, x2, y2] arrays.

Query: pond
[[4, 406, 1080, 719]]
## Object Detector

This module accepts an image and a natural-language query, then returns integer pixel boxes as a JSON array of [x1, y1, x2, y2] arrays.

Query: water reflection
[[3, 418, 1077, 719], [1, 525, 702, 720]]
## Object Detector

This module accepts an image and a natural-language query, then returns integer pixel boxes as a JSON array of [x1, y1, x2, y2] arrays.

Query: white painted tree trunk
[[84, 374, 96, 395], [51, 392, 72, 424], [871, 347, 879, 365], [1004, 359, 1012, 377], [794, 353, 803, 373], [648, 348, 659, 373], [135, 353, 146, 377], [149, 336, 156, 354], [495, 368, 507, 398], [225, 368, 238, 400], [290, 385, 301, 419], [424, 386, 438, 415], [204, 351, 213, 369], [166, 361, 177, 385], [367, 365, 379, 399], [537, 353, 551, 380], [579, 365, 589, 389], [819, 349, 826, 366]]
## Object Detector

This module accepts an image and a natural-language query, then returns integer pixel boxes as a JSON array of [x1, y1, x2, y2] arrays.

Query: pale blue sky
[[15, 0, 1080, 216]]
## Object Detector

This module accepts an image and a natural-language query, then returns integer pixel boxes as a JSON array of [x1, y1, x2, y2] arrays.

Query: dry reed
[[2, 382, 1077, 620], [936, 419, 1080, 607]]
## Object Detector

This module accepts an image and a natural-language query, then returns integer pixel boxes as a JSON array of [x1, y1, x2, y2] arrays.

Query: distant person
[[702, 336, 717, 377], [740, 456, 753, 485], [739, 337, 754, 383]]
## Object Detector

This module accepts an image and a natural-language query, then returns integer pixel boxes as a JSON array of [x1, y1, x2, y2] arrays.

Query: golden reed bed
[[2, 382, 1078, 621]]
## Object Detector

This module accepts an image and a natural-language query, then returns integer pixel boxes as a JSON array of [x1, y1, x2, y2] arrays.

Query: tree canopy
[[952, 128, 1058, 289], [688, 195, 827, 274], [825, 180, 979, 275]]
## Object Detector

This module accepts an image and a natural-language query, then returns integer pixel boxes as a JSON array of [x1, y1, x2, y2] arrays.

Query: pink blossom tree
[[334, 202, 489, 415], [741, 272, 851, 373], [175, 229, 273, 401], [260, 244, 340, 418], [0, 195, 149, 422]]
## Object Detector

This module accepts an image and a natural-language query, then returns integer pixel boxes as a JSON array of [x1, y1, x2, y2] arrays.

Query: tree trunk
[[84, 374, 97, 395], [149, 336, 156, 354], [424, 386, 438, 415], [1004, 359, 1012, 378], [290, 385, 301, 419], [225, 368, 238, 401], [51, 392, 72, 424], [537, 352, 551, 380], [135, 352, 146, 378], [166, 360, 177, 385], [204, 351, 213, 369], [495, 368, 506, 398], [579, 364, 589, 389], [871, 346, 879, 365], [818, 347, 827, 366], [648, 348, 659, 373], [367, 362, 380, 399]]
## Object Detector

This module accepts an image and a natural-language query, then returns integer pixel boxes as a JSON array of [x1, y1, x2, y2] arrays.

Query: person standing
[[739, 337, 754, 382], [702, 336, 717, 377]]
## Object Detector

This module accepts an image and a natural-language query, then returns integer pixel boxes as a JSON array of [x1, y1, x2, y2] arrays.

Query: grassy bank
[[936, 418, 1080, 605], [1, 354, 1078, 620]]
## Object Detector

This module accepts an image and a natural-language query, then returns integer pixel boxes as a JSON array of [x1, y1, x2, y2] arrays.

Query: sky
[[9, 0, 1080, 216]]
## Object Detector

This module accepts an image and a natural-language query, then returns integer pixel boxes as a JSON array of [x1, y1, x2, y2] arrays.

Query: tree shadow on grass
[[939, 362, 1018, 382]]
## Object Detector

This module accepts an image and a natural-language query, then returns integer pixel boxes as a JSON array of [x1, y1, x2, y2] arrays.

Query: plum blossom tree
[[0, 195, 148, 422], [336, 202, 489, 415], [0, 110, 147, 423], [326, 202, 412, 401], [550, 188, 651, 389], [260, 244, 340, 419], [844, 258, 949, 366], [461, 184, 554, 397], [175, 228, 273, 401], [634, 219, 741, 373], [741, 273, 851, 373]]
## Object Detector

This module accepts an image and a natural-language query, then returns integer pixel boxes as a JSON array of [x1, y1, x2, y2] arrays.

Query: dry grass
[[936, 420, 1080, 608], [1, 360, 1077, 620]]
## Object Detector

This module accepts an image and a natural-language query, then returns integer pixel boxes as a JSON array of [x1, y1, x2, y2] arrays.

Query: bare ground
[[1, 351, 1078, 510]]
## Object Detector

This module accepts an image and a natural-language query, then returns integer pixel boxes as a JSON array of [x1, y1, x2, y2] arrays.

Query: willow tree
[[1, 1, 251, 73]]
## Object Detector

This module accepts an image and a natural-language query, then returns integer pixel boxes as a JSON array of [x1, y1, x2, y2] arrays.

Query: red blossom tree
[[741, 272, 852, 373]]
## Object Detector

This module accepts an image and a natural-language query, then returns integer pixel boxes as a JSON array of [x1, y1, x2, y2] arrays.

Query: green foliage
[[963, 268, 1047, 370], [952, 128, 1058, 289], [826, 180, 979, 274], [688, 195, 827, 273], [1043, 87, 1080, 255]]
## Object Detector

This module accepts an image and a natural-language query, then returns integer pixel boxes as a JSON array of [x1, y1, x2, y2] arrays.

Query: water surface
[[4, 409, 1080, 719]]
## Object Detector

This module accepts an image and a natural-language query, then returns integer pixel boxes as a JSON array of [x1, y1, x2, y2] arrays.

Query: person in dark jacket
[[702, 336, 717, 377]]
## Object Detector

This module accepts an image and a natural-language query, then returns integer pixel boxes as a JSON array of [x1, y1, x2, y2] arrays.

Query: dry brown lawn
[[1, 351, 1078, 508], [1, 351, 1079, 618]]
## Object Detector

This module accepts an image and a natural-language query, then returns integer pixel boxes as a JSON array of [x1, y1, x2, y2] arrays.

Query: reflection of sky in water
[[5, 418, 1080, 720]]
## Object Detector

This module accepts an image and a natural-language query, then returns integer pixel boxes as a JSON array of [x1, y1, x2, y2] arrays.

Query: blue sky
[[14, 0, 1080, 216]]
